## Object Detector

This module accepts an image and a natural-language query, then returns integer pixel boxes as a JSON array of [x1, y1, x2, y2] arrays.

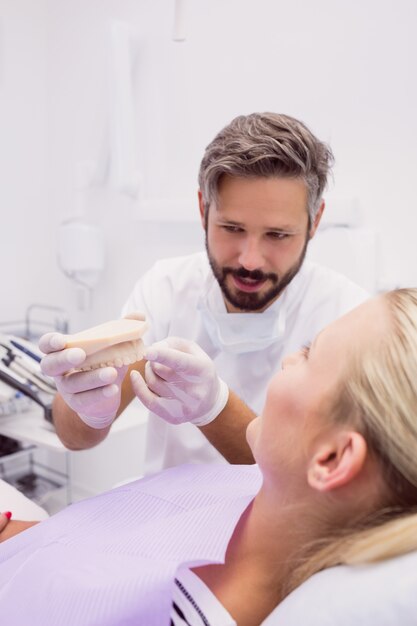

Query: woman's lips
[[231, 275, 267, 293]]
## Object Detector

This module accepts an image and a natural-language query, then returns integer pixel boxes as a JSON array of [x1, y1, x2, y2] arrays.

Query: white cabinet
[[0, 403, 148, 514]]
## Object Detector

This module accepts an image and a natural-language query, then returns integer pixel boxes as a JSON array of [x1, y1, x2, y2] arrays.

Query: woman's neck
[[194, 484, 317, 626]]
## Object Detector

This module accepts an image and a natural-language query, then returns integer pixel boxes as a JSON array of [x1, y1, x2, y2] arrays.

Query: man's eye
[[222, 225, 243, 233], [267, 232, 290, 240]]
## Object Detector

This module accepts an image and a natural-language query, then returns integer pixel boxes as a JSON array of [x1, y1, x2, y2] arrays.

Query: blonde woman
[[1, 289, 417, 625]]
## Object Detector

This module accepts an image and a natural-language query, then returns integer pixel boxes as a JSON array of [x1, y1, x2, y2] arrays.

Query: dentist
[[40, 112, 369, 472]]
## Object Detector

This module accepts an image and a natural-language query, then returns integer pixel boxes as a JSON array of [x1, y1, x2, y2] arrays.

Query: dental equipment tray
[[0, 335, 56, 423], [0, 438, 66, 505]]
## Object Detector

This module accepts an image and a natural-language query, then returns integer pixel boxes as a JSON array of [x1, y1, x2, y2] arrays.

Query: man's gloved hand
[[130, 337, 229, 426], [38, 311, 146, 430]]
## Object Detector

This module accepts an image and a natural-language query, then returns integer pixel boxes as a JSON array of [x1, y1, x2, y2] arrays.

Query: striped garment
[[171, 568, 236, 626]]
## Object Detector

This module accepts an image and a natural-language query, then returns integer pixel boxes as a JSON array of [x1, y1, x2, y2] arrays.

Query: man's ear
[[198, 190, 206, 229], [309, 200, 325, 239], [307, 431, 367, 492]]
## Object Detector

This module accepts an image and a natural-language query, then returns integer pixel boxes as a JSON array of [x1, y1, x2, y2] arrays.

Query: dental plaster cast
[[65, 318, 149, 371]]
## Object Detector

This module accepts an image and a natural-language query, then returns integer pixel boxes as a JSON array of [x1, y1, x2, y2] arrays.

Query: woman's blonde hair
[[288, 288, 417, 593]]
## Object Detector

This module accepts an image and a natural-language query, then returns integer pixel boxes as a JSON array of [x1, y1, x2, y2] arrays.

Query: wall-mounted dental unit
[[173, 0, 188, 42], [107, 20, 141, 198], [57, 161, 105, 309], [57, 21, 140, 309]]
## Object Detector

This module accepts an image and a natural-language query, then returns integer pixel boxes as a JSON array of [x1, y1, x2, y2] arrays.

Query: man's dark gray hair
[[198, 112, 334, 221]]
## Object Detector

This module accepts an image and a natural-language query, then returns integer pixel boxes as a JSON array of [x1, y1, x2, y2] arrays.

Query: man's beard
[[205, 235, 309, 312]]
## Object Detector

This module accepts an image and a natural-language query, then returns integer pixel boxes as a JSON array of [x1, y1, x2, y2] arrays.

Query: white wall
[[0, 1, 49, 327], [1, 0, 416, 333], [1, 0, 416, 503]]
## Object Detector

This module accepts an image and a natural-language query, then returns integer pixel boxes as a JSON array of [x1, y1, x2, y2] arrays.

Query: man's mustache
[[223, 267, 279, 284]]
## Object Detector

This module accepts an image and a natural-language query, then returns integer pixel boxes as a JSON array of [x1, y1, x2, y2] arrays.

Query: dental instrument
[[0, 361, 53, 422]]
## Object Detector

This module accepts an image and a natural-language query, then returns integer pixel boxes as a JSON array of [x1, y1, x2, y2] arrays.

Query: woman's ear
[[307, 431, 367, 492]]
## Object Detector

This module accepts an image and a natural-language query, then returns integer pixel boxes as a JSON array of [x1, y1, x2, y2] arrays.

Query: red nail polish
[[3, 511, 12, 519]]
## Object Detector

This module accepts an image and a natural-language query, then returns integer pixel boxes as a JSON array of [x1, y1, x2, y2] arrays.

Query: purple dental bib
[[0, 463, 261, 625]]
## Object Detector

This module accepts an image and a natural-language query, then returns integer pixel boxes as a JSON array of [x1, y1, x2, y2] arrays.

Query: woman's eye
[[301, 343, 311, 359]]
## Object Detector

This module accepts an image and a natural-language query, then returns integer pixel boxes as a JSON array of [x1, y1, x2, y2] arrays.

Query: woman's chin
[[246, 415, 261, 452]]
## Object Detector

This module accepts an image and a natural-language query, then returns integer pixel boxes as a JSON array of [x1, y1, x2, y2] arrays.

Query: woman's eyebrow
[[310, 330, 324, 355]]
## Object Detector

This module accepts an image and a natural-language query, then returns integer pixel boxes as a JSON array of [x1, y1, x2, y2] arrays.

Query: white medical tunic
[[122, 251, 369, 474]]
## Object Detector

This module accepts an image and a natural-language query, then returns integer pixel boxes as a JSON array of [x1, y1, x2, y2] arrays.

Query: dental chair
[[263, 551, 417, 625], [0, 478, 49, 521]]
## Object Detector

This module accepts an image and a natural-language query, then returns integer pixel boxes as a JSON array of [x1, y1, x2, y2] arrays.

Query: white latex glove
[[38, 312, 146, 430], [130, 337, 229, 426]]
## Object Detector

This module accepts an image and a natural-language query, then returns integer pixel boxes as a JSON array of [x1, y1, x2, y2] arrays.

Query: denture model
[[65, 318, 149, 371]]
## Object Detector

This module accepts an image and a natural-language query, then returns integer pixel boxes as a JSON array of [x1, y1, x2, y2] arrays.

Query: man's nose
[[238, 237, 264, 271]]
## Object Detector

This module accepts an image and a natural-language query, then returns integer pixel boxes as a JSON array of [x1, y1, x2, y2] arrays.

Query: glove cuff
[[190, 378, 230, 427], [78, 412, 116, 430]]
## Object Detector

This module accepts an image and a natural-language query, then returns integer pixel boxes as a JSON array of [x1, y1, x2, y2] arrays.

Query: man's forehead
[[213, 196, 310, 232], [215, 174, 308, 206]]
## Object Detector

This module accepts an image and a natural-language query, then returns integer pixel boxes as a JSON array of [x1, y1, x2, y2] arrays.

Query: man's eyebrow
[[216, 218, 243, 225], [266, 226, 300, 233], [265, 222, 301, 230], [216, 216, 301, 232]]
